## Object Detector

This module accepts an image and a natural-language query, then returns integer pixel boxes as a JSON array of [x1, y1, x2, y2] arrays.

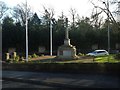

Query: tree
[[0, 1, 8, 20], [41, 6, 55, 26], [2, 16, 14, 27], [69, 8, 77, 30], [90, 0, 120, 29], [70, 16, 94, 52], [29, 13, 41, 26], [2, 16, 15, 48], [54, 12, 66, 32], [12, 2, 33, 25], [28, 13, 41, 31], [52, 12, 67, 48], [91, 8, 103, 29]]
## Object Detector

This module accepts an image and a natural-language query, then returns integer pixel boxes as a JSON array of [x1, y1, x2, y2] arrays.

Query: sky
[[2, 0, 95, 18], [1, 0, 120, 20]]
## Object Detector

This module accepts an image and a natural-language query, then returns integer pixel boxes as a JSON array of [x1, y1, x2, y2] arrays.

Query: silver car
[[87, 50, 109, 56]]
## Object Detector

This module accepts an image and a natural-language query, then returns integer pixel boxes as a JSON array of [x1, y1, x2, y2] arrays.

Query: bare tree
[[0, 1, 8, 20], [42, 6, 55, 25], [91, 8, 103, 29], [110, 0, 120, 15], [12, 2, 33, 25], [69, 8, 77, 29], [90, 0, 120, 27]]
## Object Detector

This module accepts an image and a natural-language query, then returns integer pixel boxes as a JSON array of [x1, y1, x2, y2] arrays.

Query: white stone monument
[[57, 18, 78, 60]]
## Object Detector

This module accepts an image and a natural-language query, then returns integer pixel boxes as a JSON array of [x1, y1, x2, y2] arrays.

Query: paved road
[[2, 80, 57, 89], [2, 70, 120, 88]]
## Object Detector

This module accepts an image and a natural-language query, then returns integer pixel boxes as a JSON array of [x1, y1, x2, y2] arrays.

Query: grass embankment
[[3, 55, 120, 75], [28, 54, 120, 63], [4, 54, 120, 64]]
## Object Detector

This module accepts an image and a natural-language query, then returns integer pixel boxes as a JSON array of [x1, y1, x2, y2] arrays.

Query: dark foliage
[[2, 13, 120, 54]]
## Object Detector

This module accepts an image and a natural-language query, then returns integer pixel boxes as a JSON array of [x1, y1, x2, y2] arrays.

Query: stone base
[[57, 44, 78, 60]]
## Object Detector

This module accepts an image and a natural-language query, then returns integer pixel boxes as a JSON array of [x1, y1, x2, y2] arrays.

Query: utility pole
[[25, 0, 28, 62], [117, 2, 120, 22], [107, 0, 110, 54], [103, 0, 110, 54], [45, 9, 53, 56]]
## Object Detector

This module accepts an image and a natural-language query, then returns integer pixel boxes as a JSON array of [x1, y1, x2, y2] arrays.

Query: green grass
[[12, 54, 120, 64], [52, 55, 120, 63], [94, 55, 120, 63]]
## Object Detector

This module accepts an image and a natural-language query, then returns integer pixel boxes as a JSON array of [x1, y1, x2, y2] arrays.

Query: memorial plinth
[[57, 18, 77, 60], [57, 41, 77, 59]]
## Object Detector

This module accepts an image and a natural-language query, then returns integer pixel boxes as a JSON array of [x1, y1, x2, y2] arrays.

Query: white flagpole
[[107, 0, 110, 54], [25, 0, 28, 62], [50, 19, 52, 56]]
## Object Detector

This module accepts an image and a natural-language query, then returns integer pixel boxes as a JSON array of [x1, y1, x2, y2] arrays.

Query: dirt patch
[[31, 56, 56, 61]]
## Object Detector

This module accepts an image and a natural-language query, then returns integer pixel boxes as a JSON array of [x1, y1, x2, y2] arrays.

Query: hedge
[[2, 63, 120, 75]]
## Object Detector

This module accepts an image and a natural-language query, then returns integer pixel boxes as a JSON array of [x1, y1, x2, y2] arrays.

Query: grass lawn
[[94, 55, 120, 63], [29, 54, 120, 63]]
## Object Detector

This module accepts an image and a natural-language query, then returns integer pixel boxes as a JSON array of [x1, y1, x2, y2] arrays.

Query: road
[[2, 70, 120, 89], [2, 80, 57, 89]]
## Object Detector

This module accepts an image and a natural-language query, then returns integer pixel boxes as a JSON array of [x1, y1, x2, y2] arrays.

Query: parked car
[[87, 50, 109, 56]]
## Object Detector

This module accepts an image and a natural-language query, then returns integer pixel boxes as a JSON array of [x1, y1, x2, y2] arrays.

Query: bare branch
[[69, 8, 77, 29], [90, 0, 119, 27], [12, 2, 33, 25], [0, 1, 8, 19]]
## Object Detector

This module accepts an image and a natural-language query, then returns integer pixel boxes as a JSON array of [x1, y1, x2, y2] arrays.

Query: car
[[87, 50, 109, 56]]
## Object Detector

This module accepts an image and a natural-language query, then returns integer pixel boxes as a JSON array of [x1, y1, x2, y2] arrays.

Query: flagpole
[[25, 0, 28, 62], [50, 19, 52, 56], [107, 0, 110, 54]]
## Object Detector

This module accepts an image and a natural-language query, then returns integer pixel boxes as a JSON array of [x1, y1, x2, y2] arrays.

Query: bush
[[41, 54, 44, 56], [6, 59, 12, 63], [114, 53, 120, 60], [15, 55, 20, 61], [28, 55, 32, 59], [32, 53, 39, 58], [78, 53, 84, 56]]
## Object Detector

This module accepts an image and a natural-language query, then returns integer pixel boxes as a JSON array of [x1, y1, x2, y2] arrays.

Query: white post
[[50, 19, 52, 56], [107, 0, 110, 54], [25, 0, 28, 62]]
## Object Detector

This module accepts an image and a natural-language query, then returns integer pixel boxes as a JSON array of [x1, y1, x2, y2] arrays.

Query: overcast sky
[[1, 0, 119, 20], [2, 0, 96, 18]]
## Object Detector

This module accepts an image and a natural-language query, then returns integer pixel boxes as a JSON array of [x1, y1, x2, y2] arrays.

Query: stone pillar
[[65, 18, 69, 39], [64, 18, 70, 46], [6, 53, 10, 60], [64, 39, 70, 46], [13, 52, 17, 60]]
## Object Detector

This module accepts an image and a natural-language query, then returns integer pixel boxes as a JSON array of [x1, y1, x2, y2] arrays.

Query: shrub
[[32, 53, 39, 58], [114, 53, 120, 60], [15, 55, 20, 61], [28, 55, 32, 59], [21, 57, 24, 61], [12, 55, 20, 63], [41, 54, 44, 56], [78, 53, 84, 56], [6, 59, 12, 63]]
